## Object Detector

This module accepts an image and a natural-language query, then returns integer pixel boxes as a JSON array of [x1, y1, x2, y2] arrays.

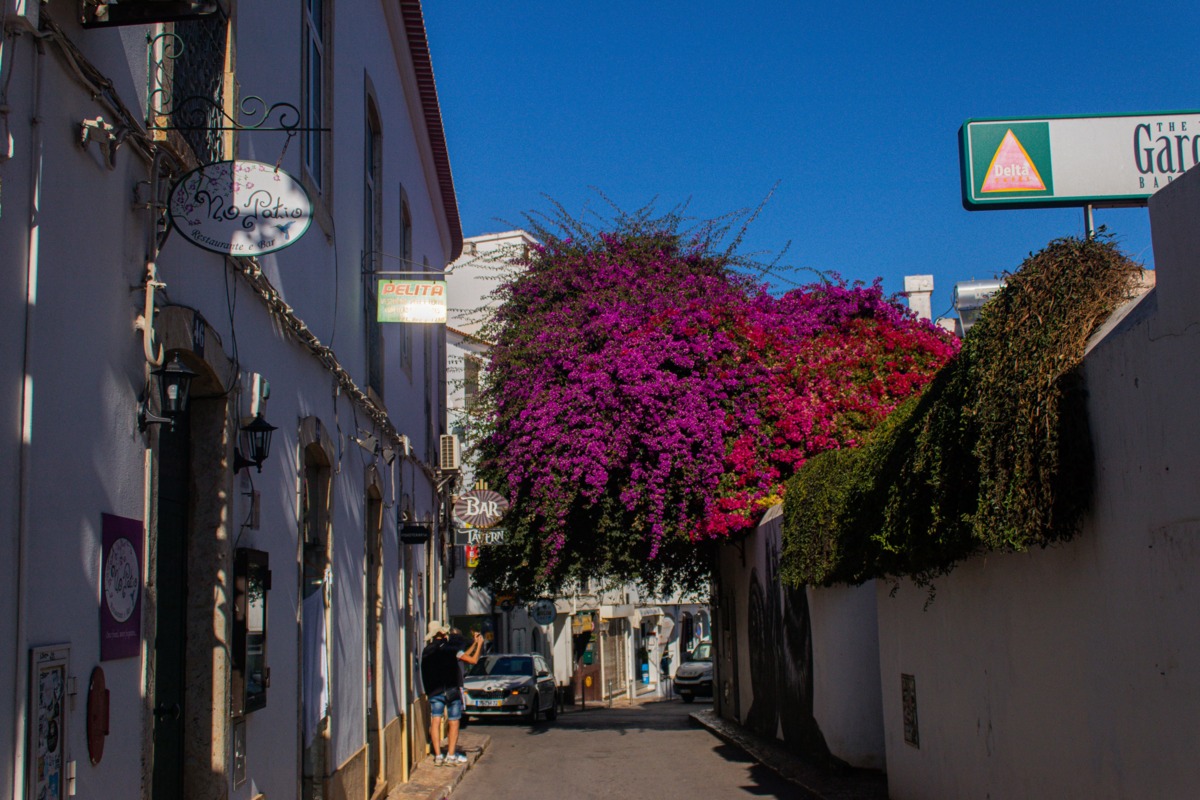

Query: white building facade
[[0, 1, 459, 798]]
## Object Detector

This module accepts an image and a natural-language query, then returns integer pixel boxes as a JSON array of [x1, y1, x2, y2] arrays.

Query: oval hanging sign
[[453, 489, 509, 529], [169, 160, 313, 256]]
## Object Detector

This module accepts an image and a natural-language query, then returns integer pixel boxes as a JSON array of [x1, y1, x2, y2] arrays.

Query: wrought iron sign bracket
[[147, 94, 329, 135], [147, 32, 327, 143], [360, 250, 455, 278]]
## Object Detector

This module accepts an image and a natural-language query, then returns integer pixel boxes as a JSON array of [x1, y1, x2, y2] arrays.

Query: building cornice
[[399, 1, 463, 261]]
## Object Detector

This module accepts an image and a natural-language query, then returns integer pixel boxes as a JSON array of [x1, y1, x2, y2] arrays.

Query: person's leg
[[445, 695, 463, 756], [428, 715, 443, 755], [428, 693, 447, 756]]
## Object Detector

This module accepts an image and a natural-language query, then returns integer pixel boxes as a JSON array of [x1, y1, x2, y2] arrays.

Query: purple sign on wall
[[100, 513, 142, 661]]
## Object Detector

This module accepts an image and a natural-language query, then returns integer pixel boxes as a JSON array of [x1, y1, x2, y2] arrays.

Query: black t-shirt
[[420, 635, 467, 696]]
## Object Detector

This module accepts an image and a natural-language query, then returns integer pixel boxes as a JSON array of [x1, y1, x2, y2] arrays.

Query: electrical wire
[[222, 255, 242, 397]]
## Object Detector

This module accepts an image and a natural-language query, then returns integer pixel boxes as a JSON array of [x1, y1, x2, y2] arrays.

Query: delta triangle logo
[[981, 129, 1046, 193]]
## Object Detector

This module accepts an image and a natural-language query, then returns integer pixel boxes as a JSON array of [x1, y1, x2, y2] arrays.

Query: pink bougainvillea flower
[[473, 223, 957, 593]]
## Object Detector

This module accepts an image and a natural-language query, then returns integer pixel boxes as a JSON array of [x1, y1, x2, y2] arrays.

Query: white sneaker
[[432, 753, 445, 767], [449, 752, 468, 765]]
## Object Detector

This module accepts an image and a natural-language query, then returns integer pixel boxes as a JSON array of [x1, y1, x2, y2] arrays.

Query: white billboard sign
[[960, 111, 1200, 209]]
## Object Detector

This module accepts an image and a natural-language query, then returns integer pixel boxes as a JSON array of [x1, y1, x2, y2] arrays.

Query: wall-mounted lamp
[[234, 413, 278, 473], [138, 353, 197, 431]]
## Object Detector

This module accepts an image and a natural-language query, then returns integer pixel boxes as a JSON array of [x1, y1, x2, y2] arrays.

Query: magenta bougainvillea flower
[[473, 223, 958, 593]]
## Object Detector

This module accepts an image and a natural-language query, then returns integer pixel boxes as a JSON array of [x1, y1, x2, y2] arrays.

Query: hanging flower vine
[[472, 209, 958, 594]]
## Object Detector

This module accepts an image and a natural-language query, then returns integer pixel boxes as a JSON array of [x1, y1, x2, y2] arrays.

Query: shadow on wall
[[744, 537, 829, 758]]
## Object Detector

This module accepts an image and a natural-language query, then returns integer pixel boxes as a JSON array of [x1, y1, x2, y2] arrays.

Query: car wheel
[[526, 699, 539, 724], [681, 694, 695, 704]]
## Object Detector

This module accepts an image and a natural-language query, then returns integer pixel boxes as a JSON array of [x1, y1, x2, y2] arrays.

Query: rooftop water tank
[[953, 279, 1006, 334]]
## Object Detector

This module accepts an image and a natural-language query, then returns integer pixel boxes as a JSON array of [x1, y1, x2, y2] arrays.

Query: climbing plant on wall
[[780, 233, 1145, 588]]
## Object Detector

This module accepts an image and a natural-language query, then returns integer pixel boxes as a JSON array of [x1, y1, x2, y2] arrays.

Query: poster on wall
[[28, 644, 69, 800], [100, 513, 143, 661]]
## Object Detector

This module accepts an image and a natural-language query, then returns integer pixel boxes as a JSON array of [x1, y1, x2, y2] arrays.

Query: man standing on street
[[421, 620, 483, 766]]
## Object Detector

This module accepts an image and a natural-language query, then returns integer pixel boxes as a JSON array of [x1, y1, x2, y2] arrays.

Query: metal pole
[[1084, 204, 1096, 239]]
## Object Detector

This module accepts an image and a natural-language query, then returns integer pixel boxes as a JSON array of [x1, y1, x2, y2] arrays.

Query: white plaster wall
[[448, 231, 535, 337], [0, 23, 160, 797], [720, 510, 882, 764], [807, 583, 885, 769], [0, 1, 456, 796], [0, 25, 40, 797], [877, 166, 1200, 800]]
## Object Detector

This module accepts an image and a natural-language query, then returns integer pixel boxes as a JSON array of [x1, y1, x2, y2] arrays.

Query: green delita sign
[[960, 111, 1200, 210]]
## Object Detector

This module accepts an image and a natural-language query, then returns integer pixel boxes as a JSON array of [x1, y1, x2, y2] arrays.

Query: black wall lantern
[[234, 413, 278, 473], [138, 353, 197, 431]]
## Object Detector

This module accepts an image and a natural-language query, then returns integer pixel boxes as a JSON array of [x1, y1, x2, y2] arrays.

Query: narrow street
[[453, 697, 815, 800]]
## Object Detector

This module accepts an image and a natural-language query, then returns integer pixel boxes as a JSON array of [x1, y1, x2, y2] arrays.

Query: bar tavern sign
[[169, 160, 313, 256], [453, 526, 507, 547], [453, 489, 508, 529], [960, 111, 1200, 210]]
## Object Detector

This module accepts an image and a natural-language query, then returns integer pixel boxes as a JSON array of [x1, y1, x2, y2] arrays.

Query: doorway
[[365, 483, 384, 795], [151, 407, 189, 799]]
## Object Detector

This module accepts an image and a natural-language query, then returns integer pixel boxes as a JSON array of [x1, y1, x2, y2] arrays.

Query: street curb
[[689, 709, 888, 800], [385, 729, 491, 800]]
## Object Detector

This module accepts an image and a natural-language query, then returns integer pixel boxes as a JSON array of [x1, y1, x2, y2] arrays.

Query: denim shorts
[[429, 692, 463, 721]]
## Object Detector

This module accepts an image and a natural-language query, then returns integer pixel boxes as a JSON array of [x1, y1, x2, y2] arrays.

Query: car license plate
[[474, 699, 502, 707]]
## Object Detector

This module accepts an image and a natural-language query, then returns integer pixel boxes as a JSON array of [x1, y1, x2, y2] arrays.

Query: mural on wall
[[743, 536, 828, 755]]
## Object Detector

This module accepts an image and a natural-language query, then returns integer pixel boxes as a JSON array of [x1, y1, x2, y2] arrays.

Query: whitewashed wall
[[807, 583, 885, 769], [718, 509, 840, 759], [0, 14, 168, 797], [0, 1, 456, 798], [876, 168, 1200, 799]]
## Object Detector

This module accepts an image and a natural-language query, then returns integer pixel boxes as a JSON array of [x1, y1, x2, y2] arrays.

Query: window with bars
[[464, 356, 481, 409], [303, 0, 330, 192], [364, 100, 384, 399], [170, 13, 229, 164]]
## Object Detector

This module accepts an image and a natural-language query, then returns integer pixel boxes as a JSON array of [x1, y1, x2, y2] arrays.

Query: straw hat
[[425, 619, 451, 643]]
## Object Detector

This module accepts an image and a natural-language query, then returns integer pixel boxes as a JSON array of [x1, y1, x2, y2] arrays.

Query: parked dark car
[[673, 641, 713, 703], [463, 653, 558, 722]]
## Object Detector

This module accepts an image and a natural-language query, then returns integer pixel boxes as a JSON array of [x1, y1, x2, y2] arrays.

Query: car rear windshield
[[468, 655, 533, 677]]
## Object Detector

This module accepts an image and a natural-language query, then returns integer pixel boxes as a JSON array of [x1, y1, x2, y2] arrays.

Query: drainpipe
[[134, 149, 168, 367], [11, 28, 49, 800]]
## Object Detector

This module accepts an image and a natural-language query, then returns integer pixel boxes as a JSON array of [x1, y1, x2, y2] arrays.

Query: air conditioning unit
[[439, 434, 460, 472]]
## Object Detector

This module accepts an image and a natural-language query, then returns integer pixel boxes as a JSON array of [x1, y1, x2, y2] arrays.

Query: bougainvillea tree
[[471, 210, 958, 595]]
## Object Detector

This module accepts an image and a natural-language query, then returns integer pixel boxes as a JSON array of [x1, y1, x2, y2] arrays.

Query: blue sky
[[423, 2, 1200, 318]]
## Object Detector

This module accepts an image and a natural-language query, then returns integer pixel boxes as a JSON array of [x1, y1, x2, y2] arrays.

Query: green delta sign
[[960, 111, 1200, 210]]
